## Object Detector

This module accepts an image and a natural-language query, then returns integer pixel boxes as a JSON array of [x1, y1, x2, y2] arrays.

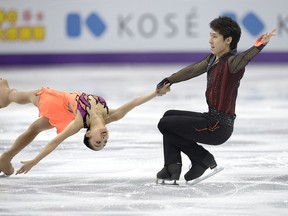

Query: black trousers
[[158, 110, 234, 167]]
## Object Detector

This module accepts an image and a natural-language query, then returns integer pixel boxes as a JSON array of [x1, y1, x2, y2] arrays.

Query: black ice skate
[[184, 153, 217, 182], [156, 163, 182, 185]]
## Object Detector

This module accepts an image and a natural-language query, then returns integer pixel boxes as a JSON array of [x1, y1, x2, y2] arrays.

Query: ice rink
[[1, 64, 288, 216]]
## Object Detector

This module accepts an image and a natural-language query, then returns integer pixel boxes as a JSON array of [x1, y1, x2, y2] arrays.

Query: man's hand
[[254, 29, 277, 46], [156, 78, 171, 90], [157, 83, 171, 96]]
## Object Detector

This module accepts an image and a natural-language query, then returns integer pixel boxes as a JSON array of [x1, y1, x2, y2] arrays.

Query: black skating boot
[[184, 164, 206, 181], [156, 163, 182, 184], [202, 152, 217, 169], [167, 163, 182, 181], [184, 153, 217, 182], [156, 166, 171, 180]]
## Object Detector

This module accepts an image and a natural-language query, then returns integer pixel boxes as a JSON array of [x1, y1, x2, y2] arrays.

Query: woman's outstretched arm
[[107, 83, 170, 123], [15, 115, 83, 175]]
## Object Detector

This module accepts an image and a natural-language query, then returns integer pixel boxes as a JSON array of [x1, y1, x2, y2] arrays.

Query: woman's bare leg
[[0, 79, 39, 108], [0, 79, 13, 108], [0, 117, 53, 176], [1, 79, 42, 175]]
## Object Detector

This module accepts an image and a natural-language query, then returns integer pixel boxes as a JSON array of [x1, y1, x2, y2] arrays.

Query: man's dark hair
[[209, 16, 242, 50]]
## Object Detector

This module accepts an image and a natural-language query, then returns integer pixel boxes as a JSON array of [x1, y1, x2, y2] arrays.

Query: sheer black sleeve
[[167, 55, 211, 84], [228, 46, 264, 74]]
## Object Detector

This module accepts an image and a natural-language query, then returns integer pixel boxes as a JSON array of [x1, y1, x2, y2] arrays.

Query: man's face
[[209, 29, 232, 58]]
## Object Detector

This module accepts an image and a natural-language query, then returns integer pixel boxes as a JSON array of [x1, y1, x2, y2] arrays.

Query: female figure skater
[[156, 16, 276, 183], [0, 79, 170, 176]]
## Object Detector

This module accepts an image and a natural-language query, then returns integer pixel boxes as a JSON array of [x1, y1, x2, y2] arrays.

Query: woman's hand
[[157, 83, 171, 96], [16, 160, 37, 175]]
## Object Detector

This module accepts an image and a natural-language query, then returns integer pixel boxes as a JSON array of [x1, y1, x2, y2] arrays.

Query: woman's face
[[87, 127, 109, 151]]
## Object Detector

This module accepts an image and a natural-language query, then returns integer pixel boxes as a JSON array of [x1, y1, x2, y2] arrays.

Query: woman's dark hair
[[83, 128, 95, 150], [209, 16, 242, 50]]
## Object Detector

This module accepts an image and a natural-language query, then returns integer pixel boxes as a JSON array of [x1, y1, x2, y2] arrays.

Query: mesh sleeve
[[167, 55, 210, 84], [228, 46, 262, 74]]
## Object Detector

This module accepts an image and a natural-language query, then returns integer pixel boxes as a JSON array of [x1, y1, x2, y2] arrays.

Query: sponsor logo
[[222, 12, 265, 36], [66, 10, 198, 39], [66, 13, 106, 38], [0, 9, 45, 41]]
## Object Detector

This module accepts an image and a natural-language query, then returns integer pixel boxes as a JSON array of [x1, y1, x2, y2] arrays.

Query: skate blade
[[156, 179, 179, 186], [186, 167, 224, 186], [0, 173, 10, 178]]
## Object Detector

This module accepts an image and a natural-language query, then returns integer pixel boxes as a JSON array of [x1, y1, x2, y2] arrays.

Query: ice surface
[[1, 64, 288, 216]]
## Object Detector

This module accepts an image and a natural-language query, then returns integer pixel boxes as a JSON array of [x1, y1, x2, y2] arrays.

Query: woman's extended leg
[[0, 79, 39, 108], [0, 79, 14, 108], [0, 117, 53, 175]]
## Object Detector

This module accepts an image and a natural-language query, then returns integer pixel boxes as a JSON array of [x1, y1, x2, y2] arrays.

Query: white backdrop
[[0, 0, 287, 54]]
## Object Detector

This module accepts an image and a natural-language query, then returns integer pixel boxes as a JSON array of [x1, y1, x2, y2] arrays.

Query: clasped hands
[[156, 78, 171, 96]]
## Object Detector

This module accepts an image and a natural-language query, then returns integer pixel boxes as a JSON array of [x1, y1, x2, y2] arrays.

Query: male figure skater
[[156, 16, 276, 183]]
